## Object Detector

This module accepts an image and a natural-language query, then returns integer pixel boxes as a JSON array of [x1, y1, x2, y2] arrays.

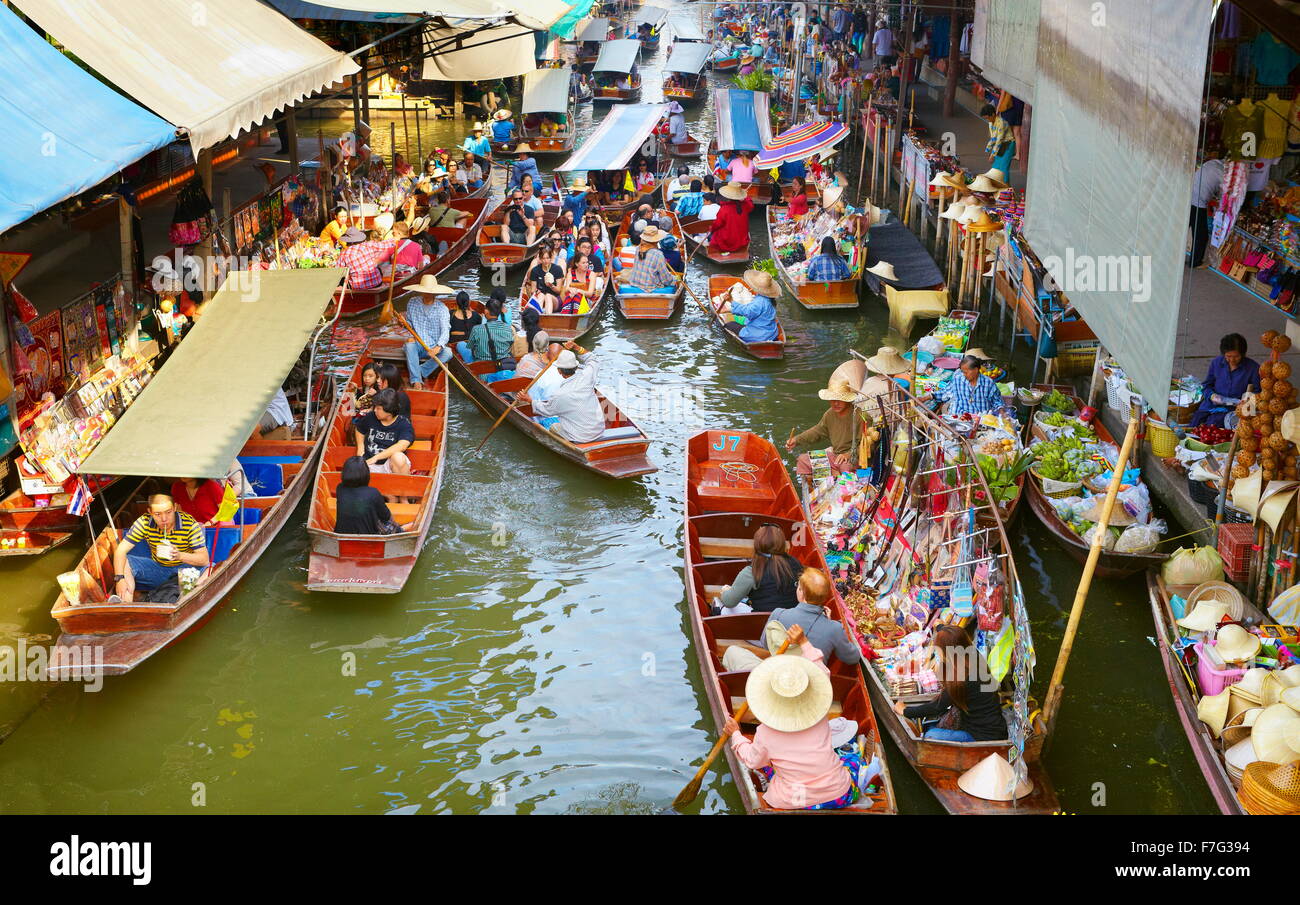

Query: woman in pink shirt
[[728, 150, 758, 183], [391, 224, 426, 271]]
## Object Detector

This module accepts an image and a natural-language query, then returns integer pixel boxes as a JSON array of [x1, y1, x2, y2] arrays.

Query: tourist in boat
[[715, 269, 780, 344], [786, 176, 810, 218], [448, 291, 481, 351], [353, 362, 380, 411], [727, 150, 758, 183], [659, 234, 684, 274], [259, 387, 294, 440], [110, 494, 210, 604], [764, 568, 861, 664], [519, 306, 542, 349], [519, 176, 547, 234], [529, 246, 565, 294], [893, 624, 1006, 742], [416, 160, 448, 196], [461, 151, 485, 190], [462, 123, 492, 158], [665, 168, 692, 206], [786, 379, 861, 478], [404, 276, 454, 388], [709, 182, 754, 253], [516, 334, 575, 402], [562, 179, 591, 223], [697, 191, 721, 222], [388, 223, 427, 278], [523, 277, 559, 315], [376, 364, 413, 419], [501, 190, 536, 246], [444, 160, 467, 195], [553, 209, 578, 247], [560, 252, 602, 314], [944, 354, 1003, 417], [673, 179, 705, 219], [509, 144, 541, 193], [569, 235, 606, 273], [521, 348, 604, 443], [319, 206, 351, 247], [806, 235, 852, 281], [1190, 333, 1260, 428], [634, 158, 658, 194], [170, 477, 226, 526], [491, 109, 516, 145], [619, 226, 678, 293], [666, 102, 689, 146], [713, 523, 804, 615], [354, 389, 414, 476], [721, 620, 867, 810], [334, 456, 401, 536], [337, 227, 396, 291], [464, 297, 518, 367]]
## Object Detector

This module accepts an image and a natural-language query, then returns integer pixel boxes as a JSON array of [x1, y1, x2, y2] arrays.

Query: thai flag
[[552, 173, 564, 197], [66, 477, 92, 517]]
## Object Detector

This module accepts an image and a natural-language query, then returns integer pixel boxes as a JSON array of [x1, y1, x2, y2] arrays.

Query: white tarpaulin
[[522, 67, 572, 113], [15, 0, 358, 155], [594, 39, 640, 73], [303, 0, 570, 30], [972, 0, 1040, 102], [422, 22, 538, 80], [575, 17, 610, 41], [668, 15, 705, 41], [664, 41, 710, 74]]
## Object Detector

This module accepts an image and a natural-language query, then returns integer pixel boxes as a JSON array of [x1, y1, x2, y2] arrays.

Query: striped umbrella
[[755, 121, 849, 168]]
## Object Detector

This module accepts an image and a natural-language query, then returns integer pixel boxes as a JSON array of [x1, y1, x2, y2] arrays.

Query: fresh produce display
[[976, 451, 1034, 505], [1190, 424, 1232, 446], [1041, 389, 1075, 413], [1040, 411, 1098, 440], [1032, 435, 1102, 482]]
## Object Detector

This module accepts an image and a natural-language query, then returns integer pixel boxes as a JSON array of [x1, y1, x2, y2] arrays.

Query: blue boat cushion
[[237, 455, 302, 466], [240, 462, 284, 497], [204, 526, 241, 565], [233, 507, 264, 526]]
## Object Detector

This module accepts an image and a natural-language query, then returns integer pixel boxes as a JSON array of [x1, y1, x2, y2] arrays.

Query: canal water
[[0, 7, 1216, 815]]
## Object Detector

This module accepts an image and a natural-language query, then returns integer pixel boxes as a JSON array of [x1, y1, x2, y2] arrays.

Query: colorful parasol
[[755, 121, 849, 168]]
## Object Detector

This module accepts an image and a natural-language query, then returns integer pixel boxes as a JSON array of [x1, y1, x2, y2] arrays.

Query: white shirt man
[[532, 350, 604, 443]]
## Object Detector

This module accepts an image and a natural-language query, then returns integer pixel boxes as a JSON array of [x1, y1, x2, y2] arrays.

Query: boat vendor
[[787, 378, 862, 478], [520, 348, 605, 443], [110, 494, 210, 604], [892, 624, 1006, 742], [404, 275, 455, 388], [721, 619, 870, 810], [786, 177, 811, 218], [712, 523, 803, 616], [354, 388, 414, 476], [807, 235, 853, 281], [462, 123, 492, 159], [618, 226, 678, 293], [319, 206, 351, 246], [981, 103, 1016, 181], [1190, 332, 1261, 428], [491, 109, 516, 145], [944, 354, 1003, 416], [337, 227, 397, 291], [508, 144, 541, 193], [666, 102, 689, 145], [709, 182, 754, 253], [714, 269, 780, 344]]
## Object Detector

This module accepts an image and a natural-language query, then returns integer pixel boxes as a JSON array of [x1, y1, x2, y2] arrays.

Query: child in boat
[[353, 363, 379, 411]]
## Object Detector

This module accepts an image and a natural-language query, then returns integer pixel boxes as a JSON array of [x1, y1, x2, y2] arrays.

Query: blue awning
[[262, 0, 420, 22], [0, 6, 175, 235], [714, 89, 772, 152]]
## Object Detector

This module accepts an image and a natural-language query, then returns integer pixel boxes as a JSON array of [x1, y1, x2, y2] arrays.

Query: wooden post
[[942, 3, 960, 118], [286, 107, 300, 171], [414, 98, 424, 163], [400, 93, 410, 164], [352, 71, 362, 136], [454, 82, 464, 118], [1043, 418, 1140, 740], [118, 197, 134, 298], [221, 187, 233, 252]]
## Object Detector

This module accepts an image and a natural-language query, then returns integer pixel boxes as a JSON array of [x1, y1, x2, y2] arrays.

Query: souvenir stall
[[768, 204, 866, 282], [1206, 178, 1300, 315]]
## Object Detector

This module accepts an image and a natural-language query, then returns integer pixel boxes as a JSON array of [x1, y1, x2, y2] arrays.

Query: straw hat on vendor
[[719, 181, 748, 202], [494, 109, 513, 121], [409, 275, 457, 296], [741, 268, 781, 299], [822, 184, 845, 210], [744, 650, 833, 732]]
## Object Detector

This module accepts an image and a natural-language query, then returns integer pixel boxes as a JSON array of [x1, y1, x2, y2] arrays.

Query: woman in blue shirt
[[1191, 333, 1261, 428], [716, 269, 780, 344]]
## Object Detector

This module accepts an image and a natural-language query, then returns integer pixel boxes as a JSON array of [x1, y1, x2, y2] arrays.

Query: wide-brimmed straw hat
[[1222, 707, 1263, 747], [956, 753, 1034, 801], [409, 214, 431, 235], [567, 179, 591, 192], [939, 200, 968, 221], [373, 212, 395, 233], [719, 181, 748, 201], [494, 109, 513, 120], [742, 268, 780, 298], [966, 208, 1003, 231], [409, 275, 456, 295], [866, 346, 909, 376], [340, 227, 367, 244], [1216, 624, 1261, 663], [638, 225, 666, 244], [1250, 703, 1300, 763], [1258, 481, 1300, 532], [514, 143, 533, 154], [969, 172, 1010, 193], [471, 122, 485, 132], [966, 347, 990, 361], [939, 172, 969, 192], [1177, 599, 1230, 633], [818, 379, 860, 403], [1187, 581, 1247, 622], [929, 170, 954, 188], [866, 261, 897, 281], [744, 652, 833, 732], [1197, 687, 1232, 738]]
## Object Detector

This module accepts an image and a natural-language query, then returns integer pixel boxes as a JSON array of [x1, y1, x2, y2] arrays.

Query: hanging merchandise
[[1210, 161, 1248, 247]]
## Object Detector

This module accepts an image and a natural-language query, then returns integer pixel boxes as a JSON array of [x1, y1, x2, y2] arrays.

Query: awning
[[549, 0, 594, 39], [556, 103, 666, 171], [593, 38, 641, 73], [755, 121, 849, 167], [262, 0, 420, 22], [522, 67, 572, 113], [302, 0, 571, 31], [423, 22, 539, 80], [664, 41, 710, 74], [575, 17, 610, 41], [864, 222, 944, 291], [667, 15, 705, 41], [16, 0, 359, 155], [78, 269, 346, 480], [632, 4, 668, 27], [714, 89, 772, 152], [0, 4, 174, 235]]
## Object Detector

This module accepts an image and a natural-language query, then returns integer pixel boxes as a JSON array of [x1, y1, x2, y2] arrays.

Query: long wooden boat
[[476, 203, 558, 271], [593, 73, 643, 104], [705, 275, 785, 360], [373, 335, 655, 479], [613, 208, 686, 319], [683, 218, 750, 266], [1146, 571, 1245, 814], [340, 196, 494, 318], [663, 77, 706, 108], [712, 54, 741, 72], [305, 346, 447, 594], [707, 141, 779, 205], [1024, 384, 1169, 579], [682, 429, 897, 814], [664, 134, 702, 158], [766, 206, 860, 310], [0, 475, 119, 557], [517, 223, 613, 343]]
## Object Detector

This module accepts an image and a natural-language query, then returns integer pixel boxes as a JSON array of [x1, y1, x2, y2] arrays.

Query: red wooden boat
[[682, 218, 750, 266], [516, 222, 613, 343], [612, 208, 686, 320], [305, 346, 447, 594], [705, 275, 785, 360], [0, 475, 118, 556], [339, 196, 494, 318], [683, 429, 897, 813], [476, 203, 557, 271], [766, 206, 860, 310]]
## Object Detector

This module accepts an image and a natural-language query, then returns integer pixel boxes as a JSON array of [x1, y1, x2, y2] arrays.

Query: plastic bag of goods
[[1161, 545, 1225, 585], [918, 335, 946, 357], [1083, 523, 1118, 551], [1116, 483, 1153, 524], [1050, 496, 1082, 521], [1115, 523, 1162, 554]]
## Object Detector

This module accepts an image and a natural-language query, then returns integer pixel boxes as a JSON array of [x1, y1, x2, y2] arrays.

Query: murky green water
[[0, 6, 1218, 814]]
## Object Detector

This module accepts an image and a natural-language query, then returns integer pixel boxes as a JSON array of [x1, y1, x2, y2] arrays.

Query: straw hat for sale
[[719, 181, 748, 201], [1279, 666, 1300, 688], [1078, 497, 1136, 526], [1224, 737, 1259, 784], [744, 653, 833, 732], [866, 260, 898, 281], [409, 275, 456, 295], [1197, 687, 1233, 738], [969, 171, 1011, 193], [1258, 482, 1300, 532], [742, 268, 781, 298], [1231, 470, 1264, 518], [514, 143, 533, 155], [494, 109, 513, 120], [939, 172, 969, 192], [638, 225, 666, 244], [1239, 760, 1300, 815], [1259, 672, 1287, 706], [1282, 685, 1300, 710], [1187, 581, 1247, 622], [957, 204, 982, 225], [1215, 624, 1261, 663], [1177, 599, 1230, 633], [861, 200, 884, 226], [986, 167, 1008, 182], [1249, 703, 1300, 763], [966, 208, 1004, 232], [1235, 667, 1273, 704], [1222, 707, 1263, 747], [822, 184, 845, 208], [956, 753, 1034, 802], [939, 200, 968, 221], [866, 346, 909, 376], [929, 170, 954, 189]]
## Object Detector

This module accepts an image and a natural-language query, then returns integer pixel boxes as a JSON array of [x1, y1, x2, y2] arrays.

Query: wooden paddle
[[395, 313, 495, 418], [378, 124, 401, 326], [472, 343, 581, 453], [671, 634, 794, 810]]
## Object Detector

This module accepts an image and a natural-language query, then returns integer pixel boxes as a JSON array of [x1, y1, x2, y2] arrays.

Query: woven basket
[[1032, 470, 1082, 499], [1187, 477, 1218, 507], [1147, 418, 1178, 458]]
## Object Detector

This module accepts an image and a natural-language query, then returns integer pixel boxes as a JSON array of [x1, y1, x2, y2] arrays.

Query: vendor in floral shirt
[[336, 227, 397, 291]]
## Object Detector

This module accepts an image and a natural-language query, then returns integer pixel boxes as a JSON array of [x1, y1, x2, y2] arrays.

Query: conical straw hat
[[1282, 685, 1300, 710], [956, 753, 1035, 802], [1258, 483, 1300, 532], [828, 359, 868, 393], [1187, 581, 1246, 622], [929, 170, 954, 188], [1249, 703, 1300, 763], [865, 346, 909, 376], [866, 261, 897, 281], [1235, 667, 1272, 702], [1177, 599, 1229, 633], [1221, 707, 1263, 747], [1231, 470, 1264, 517], [1277, 665, 1300, 688], [744, 653, 833, 732], [1197, 688, 1232, 738], [1224, 737, 1259, 777]]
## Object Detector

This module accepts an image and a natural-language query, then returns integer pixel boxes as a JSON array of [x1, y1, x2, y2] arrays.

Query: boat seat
[[237, 455, 303, 467], [596, 425, 641, 441], [204, 526, 243, 565], [240, 462, 285, 497], [324, 499, 421, 525], [699, 536, 753, 559]]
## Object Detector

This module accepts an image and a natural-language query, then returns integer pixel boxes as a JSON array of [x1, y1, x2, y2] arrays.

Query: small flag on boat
[[553, 173, 564, 197], [623, 170, 635, 193], [66, 476, 92, 517]]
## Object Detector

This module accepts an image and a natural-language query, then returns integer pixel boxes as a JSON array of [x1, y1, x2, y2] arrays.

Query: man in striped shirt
[[111, 494, 209, 602]]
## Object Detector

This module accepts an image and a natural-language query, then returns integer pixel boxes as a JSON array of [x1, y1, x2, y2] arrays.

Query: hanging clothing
[[1260, 93, 1291, 159], [1252, 31, 1300, 86], [1221, 101, 1266, 160]]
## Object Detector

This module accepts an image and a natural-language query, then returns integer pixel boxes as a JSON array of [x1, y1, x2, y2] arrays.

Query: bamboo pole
[[1043, 417, 1139, 739]]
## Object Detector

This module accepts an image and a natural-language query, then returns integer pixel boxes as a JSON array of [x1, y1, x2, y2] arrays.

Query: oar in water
[[395, 313, 495, 419], [670, 635, 794, 811]]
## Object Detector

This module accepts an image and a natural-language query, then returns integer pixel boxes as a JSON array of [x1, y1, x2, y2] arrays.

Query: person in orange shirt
[[319, 207, 350, 246]]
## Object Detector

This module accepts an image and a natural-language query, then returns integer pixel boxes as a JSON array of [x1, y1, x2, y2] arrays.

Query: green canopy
[[79, 268, 346, 480]]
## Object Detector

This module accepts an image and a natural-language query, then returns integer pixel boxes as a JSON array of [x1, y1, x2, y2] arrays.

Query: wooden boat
[[340, 196, 494, 318], [1024, 384, 1169, 579], [593, 72, 643, 103], [663, 41, 709, 107], [0, 475, 118, 557], [712, 54, 741, 72], [613, 208, 686, 319], [683, 218, 749, 266], [305, 347, 447, 594], [375, 334, 656, 479], [766, 206, 860, 310], [682, 429, 897, 814], [1146, 571, 1245, 814], [664, 134, 702, 158], [490, 67, 577, 157], [517, 223, 613, 343], [663, 80, 705, 108], [707, 141, 780, 205], [574, 17, 613, 69], [705, 275, 785, 360], [476, 203, 557, 271]]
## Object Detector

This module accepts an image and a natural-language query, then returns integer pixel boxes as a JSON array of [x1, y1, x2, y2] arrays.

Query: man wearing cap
[[490, 109, 515, 144], [336, 227, 397, 291], [786, 380, 861, 477], [522, 347, 604, 443], [462, 124, 492, 159], [508, 145, 540, 193], [945, 354, 1003, 416], [716, 269, 779, 343], [319, 206, 351, 247], [404, 276, 454, 387]]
